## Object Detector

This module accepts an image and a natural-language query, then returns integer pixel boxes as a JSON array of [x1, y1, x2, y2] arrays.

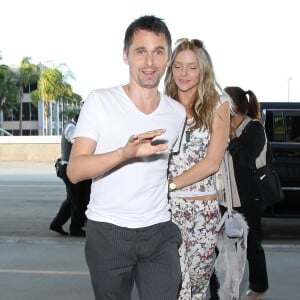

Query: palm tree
[[0, 61, 20, 130], [31, 65, 81, 135], [16, 57, 39, 135]]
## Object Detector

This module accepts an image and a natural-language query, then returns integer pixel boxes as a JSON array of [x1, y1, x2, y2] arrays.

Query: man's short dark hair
[[123, 15, 172, 56]]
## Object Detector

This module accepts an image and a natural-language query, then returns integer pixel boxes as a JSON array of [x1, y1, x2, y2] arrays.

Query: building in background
[[0, 60, 80, 136], [0, 87, 76, 136]]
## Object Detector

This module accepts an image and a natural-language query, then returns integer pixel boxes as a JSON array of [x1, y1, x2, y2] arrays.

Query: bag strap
[[216, 151, 234, 232], [224, 151, 233, 215]]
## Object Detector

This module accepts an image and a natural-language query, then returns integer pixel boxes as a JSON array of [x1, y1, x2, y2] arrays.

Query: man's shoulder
[[85, 86, 122, 108], [88, 85, 121, 98], [162, 94, 185, 115]]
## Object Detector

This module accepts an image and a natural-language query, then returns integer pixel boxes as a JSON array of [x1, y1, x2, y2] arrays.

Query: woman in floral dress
[[164, 38, 230, 299]]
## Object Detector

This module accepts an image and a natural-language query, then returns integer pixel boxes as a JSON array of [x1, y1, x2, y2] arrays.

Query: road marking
[[0, 269, 89, 275]]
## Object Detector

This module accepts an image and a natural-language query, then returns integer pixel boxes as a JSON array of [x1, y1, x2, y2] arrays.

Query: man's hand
[[122, 129, 168, 159]]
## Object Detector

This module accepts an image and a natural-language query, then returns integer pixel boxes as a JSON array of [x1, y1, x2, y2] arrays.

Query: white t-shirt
[[74, 85, 186, 228]]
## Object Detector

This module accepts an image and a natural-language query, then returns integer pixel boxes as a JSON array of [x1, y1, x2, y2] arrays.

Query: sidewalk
[[0, 161, 54, 174], [0, 161, 56, 181]]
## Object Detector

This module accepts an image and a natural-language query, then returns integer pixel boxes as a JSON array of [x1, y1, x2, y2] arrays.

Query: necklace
[[185, 117, 195, 143], [186, 117, 194, 126]]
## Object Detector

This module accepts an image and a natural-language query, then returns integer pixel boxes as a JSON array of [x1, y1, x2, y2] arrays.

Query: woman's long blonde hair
[[164, 39, 223, 132]]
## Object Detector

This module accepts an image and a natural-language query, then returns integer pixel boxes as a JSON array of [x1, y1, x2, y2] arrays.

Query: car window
[[273, 114, 285, 142], [286, 114, 300, 142], [259, 106, 300, 144]]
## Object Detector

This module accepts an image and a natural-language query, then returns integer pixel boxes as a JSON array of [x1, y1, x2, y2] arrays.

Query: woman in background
[[210, 87, 268, 300], [225, 86, 268, 300]]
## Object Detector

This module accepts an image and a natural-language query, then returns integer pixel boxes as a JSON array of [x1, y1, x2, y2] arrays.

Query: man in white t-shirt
[[67, 15, 186, 300]]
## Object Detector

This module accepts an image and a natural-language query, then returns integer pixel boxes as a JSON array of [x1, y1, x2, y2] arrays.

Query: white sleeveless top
[[169, 95, 229, 197]]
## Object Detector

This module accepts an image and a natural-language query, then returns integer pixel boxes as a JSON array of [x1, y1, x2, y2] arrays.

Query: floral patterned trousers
[[170, 197, 220, 300]]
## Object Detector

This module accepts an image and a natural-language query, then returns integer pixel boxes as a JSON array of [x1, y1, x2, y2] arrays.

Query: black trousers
[[210, 205, 268, 299], [241, 205, 269, 293], [51, 164, 91, 233]]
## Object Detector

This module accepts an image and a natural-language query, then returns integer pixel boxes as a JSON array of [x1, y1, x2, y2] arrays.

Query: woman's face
[[172, 49, 201, 93]]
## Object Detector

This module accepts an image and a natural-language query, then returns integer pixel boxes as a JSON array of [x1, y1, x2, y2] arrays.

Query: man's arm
[[64, 122, 76, 143], [67, 129, 168, 183]]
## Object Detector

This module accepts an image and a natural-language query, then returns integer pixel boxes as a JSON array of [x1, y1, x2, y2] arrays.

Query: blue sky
[[1, 0, 300, 102]]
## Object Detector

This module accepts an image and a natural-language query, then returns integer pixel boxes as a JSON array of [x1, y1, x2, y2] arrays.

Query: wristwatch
[[168, 179, 177, 191]]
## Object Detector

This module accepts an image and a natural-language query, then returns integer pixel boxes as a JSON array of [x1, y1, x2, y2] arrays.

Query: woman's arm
[[171, 101, 230, 189]]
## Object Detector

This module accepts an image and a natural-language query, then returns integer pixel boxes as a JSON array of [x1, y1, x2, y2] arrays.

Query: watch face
[[169, 182, 176, 190]]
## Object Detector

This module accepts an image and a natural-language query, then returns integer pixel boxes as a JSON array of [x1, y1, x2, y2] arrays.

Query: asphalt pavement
[[0, 161, 299, 300]]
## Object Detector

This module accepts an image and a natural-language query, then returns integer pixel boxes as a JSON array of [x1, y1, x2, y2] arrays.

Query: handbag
[[216, 151, 246, 239], [232, 118, 284, 211], [251, 139, 285, 211]]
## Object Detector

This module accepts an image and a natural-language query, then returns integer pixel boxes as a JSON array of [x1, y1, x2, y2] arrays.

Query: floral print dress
[[169, 122, 220, 300]]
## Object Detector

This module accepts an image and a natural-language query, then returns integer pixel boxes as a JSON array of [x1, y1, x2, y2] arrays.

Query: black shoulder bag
[[251, 130, 285, 210]]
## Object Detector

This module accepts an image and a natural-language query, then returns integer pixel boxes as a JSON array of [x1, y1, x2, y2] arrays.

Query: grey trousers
[[85, 220, 182, 300]]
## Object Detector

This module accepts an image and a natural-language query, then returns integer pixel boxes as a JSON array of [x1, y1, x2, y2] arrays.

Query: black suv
[[260, 102, 300, 217]]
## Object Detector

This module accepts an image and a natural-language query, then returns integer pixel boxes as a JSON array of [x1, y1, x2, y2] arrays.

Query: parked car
[[260, 102, 300, 217]]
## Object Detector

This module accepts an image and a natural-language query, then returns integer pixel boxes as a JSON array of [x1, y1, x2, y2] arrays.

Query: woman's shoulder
[[217, 94, 230, 106], [242, 119, 265, 139], [235, 117, 263, 138], [219, 94, 230, 105], [215, 94, 231, 112], [246, 119, 264, 130]]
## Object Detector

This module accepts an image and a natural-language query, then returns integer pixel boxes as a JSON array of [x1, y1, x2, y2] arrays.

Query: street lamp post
[[288, 77, 293, 102]]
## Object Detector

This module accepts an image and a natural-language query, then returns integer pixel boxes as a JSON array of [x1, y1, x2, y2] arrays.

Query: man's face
[[123, 29, 170, 89]]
